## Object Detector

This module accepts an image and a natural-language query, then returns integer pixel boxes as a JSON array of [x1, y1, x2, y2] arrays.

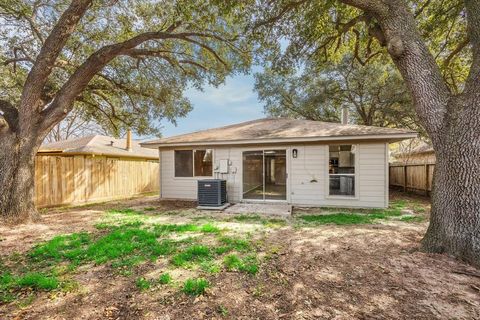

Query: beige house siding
[[159, 142, 388, 208]]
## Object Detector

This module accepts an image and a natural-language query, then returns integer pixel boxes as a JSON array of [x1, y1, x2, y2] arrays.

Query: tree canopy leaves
[[251, 0, 469, 93], [0, 0, 252, 137], [255, 56, 423, 135]]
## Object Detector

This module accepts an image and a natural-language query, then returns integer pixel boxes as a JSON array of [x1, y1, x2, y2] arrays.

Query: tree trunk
[[0, 132, 41, 224], [422, 95, 480, 266]]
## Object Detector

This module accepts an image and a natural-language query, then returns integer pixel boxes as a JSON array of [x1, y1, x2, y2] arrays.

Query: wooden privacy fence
[[389, 163, 435, 195], [35, 155, 159, 207]]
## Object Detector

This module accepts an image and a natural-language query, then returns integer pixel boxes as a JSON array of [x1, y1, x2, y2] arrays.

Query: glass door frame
[[241, 148, 289, 203]]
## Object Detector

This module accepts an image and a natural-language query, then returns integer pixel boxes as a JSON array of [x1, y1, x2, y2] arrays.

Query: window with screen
[[194, 149, 213, 176], [174, 149, 212, 177], [328, 145, 356, 196]]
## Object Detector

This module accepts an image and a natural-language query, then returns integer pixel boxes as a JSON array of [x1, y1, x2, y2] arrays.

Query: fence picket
[[389, 163, 435, 195], [34, 155, 159, 207]]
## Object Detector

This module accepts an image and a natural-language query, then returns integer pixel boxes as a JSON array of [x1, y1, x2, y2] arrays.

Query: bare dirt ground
[[1, 192, 479, 320]]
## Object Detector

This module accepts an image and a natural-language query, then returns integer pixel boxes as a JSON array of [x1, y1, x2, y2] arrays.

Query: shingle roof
[[142, 118, 417, 147], [39, 135, 158, 159], [408, 143, 434, 154], [394, 142, 434, 156]]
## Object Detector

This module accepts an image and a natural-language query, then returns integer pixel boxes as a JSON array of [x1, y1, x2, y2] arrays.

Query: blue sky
[[157, 71, 265, 138], [142, 39, 290, 140]]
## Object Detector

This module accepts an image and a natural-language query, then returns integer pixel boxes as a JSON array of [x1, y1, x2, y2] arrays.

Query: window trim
[[173, 149, 214, 179], [325, 144, 359, 199]]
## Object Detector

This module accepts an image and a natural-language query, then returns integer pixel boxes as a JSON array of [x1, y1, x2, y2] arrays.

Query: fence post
[[403, 165, 407, 192], [424, 164, 429, 196]]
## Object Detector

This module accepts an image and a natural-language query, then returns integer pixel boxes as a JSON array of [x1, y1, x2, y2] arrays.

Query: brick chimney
[[126, 129, 132, 151], [341, 107, 349, 125]]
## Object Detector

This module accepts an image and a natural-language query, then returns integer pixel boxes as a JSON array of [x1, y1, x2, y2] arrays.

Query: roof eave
[[37, 150, 158, 159], [141, 132, 417, 148]]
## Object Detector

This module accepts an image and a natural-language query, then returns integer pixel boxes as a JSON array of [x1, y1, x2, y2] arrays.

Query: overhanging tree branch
[[20, 0, 92, 112], [339, 0, 449, 140], [443, 37, 469, 68], [40, 27, 231, 131]]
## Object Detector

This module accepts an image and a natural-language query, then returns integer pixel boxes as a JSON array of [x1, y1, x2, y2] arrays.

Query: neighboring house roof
[[38, 135, 158, 159], [407, 143, 434, 155], [142, 118, 417, 148], [393, 142, 434, 157]]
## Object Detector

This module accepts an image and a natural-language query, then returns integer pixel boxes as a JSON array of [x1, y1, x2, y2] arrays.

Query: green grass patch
[[231, 214, 286, 226], [28, 226, 177, 270], [136, 277, 151, 291], [16, 272, 59, 290], [0, 272, 16, 302], [110, 255, 145, 269], [263, 218, 288, 227], [296, 200, 427, 226], [153, 223, 220, 235], [29, 232, 91, 263], [223, 254, 242, 269], [400, 216, 425, 222], [390, 200, 407, 210], [223, 254, 259, 275], [413, 205, 427, 213], [200, 223, 221, 233], [0, 271, 59, 300], [1, 208, 266, 303], [369, 207, 403, 217], [171, 245, 211, 267], [200, 260, 221, 274], [94, 219, 145, 230], [297, 213, 380, 225], [153, 224, 199, 234], [107, 208, 145, 216], [0, 272, 15, 287], [182, 278, 209, 296], [17, 294, 35, 308], [218, 305, 229, 317], [85, 228, 173, 264], [158, 273, 172, 285], [233, 214, 264, 222], [218, 236, 251, 252]]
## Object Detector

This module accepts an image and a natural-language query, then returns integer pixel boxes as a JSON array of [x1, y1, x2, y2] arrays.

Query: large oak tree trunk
[[0, 132, 41, 223], [422, 95, 480, 266]]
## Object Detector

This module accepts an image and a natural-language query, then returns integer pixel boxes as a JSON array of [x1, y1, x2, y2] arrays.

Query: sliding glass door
[[242, 150, 286, 201], [242, 151, 264, 200]]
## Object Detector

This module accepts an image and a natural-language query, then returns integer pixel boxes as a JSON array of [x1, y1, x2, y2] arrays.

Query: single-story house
[[142, 118, 416, 208], [36, 132, 159, 207]]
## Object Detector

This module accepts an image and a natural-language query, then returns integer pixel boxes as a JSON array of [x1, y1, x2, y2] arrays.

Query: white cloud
[[186, 78, 255, 106], [160, 73, 264, 136]]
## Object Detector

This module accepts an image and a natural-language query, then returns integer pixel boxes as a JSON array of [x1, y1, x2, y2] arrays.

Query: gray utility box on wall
[[197, 179, 227, 207]]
